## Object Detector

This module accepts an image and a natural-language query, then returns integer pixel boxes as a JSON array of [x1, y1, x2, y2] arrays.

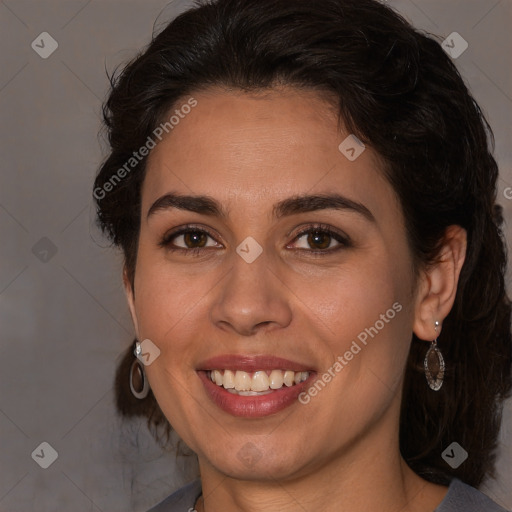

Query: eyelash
[[158, 223, 351, 256]]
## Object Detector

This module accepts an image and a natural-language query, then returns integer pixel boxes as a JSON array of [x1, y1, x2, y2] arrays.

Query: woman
[[93, 0, 512, 510]]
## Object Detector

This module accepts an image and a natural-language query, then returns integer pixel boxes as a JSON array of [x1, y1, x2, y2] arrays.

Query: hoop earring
[[424, 320, 445, 391], [130, 341, 150, 399]]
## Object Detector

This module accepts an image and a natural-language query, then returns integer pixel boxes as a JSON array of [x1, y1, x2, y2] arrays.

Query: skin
[[124, 86, 467, 512]]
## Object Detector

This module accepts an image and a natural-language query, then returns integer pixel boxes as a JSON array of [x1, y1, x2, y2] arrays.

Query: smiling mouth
[[207, 369, 310, 395]]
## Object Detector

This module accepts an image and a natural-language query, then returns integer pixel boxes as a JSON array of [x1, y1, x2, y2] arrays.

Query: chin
[[200, 440, 310, 482]]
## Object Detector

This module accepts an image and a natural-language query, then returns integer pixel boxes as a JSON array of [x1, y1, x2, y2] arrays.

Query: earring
[[424, 320, 445, 391], [130, 341, 150, 399]]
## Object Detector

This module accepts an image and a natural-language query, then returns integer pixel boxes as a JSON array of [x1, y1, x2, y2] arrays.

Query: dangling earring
[[130, 341, 150, 399], [424, 320, 445, 391]]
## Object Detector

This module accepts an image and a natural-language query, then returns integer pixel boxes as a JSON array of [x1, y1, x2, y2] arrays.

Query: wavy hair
[[93, 0, 512, 487]]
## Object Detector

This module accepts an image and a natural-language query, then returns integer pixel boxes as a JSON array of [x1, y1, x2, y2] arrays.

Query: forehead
[[142, 87, 397, 220]]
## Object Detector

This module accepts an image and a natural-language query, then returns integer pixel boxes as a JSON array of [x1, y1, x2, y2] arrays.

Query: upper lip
[[196, 354, 315, 373]]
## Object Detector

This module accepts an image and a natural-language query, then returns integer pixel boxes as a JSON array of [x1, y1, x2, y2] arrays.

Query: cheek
[[133, 259, 216, 358], [296, 248, 409, 344], [132, 234, 216, 321], [295, 250, 413, 410], [130, 255, 217, 435]]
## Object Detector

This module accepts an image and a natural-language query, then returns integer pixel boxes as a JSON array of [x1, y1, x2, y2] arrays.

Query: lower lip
[[197, 371, 315, 418]]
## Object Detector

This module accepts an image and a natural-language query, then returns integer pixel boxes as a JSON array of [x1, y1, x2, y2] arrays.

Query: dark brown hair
[[94, 0, 512, 487]]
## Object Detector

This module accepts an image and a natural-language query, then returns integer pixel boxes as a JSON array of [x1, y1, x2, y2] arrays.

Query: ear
[[413, 225, 467, 340], [123, 266, 140, 340]]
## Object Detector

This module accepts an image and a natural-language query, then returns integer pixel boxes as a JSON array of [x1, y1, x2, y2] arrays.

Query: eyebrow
[[146, 192, 375, 222]]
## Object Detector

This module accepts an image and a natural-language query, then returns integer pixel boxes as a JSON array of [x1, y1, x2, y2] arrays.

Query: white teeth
[[222, 369, 235, 389], [228, 389, 273, 396], [283, 370, 295, 387], [295, 371, 308, 384], [251, 371, 270, 392], [269, 369, 284, 389], [234, 370, 252, 391], [208, 369, 310, 392], [213, 370, 223, 386]]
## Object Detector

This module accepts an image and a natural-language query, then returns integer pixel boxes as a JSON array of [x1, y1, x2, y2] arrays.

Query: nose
[[210, 252, 293, 337]]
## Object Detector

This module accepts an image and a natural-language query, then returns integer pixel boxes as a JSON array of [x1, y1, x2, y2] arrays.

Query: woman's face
[[127, 87, 419, 480]]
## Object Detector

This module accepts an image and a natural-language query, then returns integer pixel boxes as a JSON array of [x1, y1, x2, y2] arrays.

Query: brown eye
[[159, 225, 221, 253], [306, 230, 332, 250], [182, 231, 208, 248], [291, 224, 351, 253]]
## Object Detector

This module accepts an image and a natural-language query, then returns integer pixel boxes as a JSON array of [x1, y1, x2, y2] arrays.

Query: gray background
[[0, 1, 511, 510]]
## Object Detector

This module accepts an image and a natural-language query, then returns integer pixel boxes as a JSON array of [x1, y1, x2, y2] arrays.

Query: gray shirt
[[147, 478, 510, 511]]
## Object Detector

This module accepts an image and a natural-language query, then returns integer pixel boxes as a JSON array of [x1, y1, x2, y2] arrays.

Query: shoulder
[[435, 478, 510, 512], [146, 479, 202, 512]]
